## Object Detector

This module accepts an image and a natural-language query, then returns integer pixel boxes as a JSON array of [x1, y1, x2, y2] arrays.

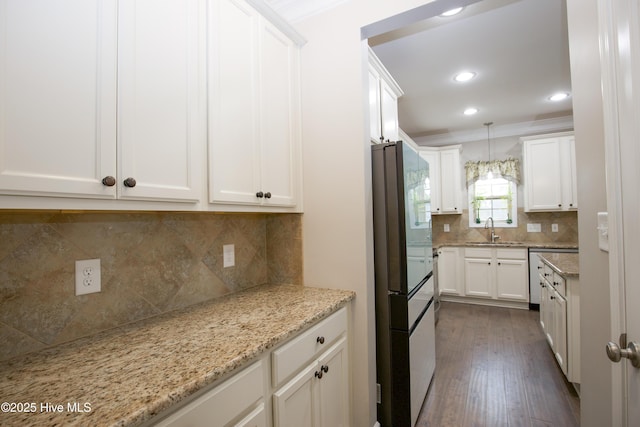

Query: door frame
[[597, 0, 637, 425]]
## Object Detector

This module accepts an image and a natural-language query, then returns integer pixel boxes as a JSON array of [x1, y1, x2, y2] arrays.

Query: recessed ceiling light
[[440, 7, 464, 17], [464, 107, 479, 116], [454, 71, 476, 82], [549, 92, 570, 101]]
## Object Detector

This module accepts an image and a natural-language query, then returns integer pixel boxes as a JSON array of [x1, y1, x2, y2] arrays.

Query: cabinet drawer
[[496, 248, 527, 260], [272, 307, 347, 387], [464, 247, 492, 258], [552, 272, 567, 297], [155, 360, 264, 427]]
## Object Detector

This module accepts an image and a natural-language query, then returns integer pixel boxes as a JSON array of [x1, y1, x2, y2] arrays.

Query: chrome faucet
[[484, 217, 500, 243]]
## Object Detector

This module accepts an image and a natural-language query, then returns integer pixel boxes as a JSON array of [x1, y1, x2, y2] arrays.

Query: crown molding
[[412, 115, 575, 146]]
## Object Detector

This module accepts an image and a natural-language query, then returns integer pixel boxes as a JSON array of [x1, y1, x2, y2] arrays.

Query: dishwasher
[[528, 247, 578, 309]]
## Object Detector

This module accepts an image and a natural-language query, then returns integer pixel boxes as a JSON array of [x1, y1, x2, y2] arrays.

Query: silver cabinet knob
[[606, 341, 640, 367], [123, 177, 137, 188]]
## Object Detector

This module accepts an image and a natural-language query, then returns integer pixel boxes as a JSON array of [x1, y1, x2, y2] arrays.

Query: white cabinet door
[[495, 259, 529, 301], [552, 289, 568, 376], [368, 65, 382, 144], [523, 133, 578, 212], [208, 0, 260, 205], [438, 247, 461, 295], [380, 79, 399, 143], [368, 48, 402, 144], [273, 338, 349, 427], [419, 146, 462, 215], [539, 277, 549, 334], [420, 151, 441, 213], [317, 338, 349, 427], [118, 0, 204, 202], [273, 362, 319, 427], [438, 148, 461, 213], [209, 0, 298, 208], [259, 20, 297, 207], [464, 258, 493, 298], [560, 136, 578, 210], [0, 0, 117, 199], [524, 138, 563, 211]]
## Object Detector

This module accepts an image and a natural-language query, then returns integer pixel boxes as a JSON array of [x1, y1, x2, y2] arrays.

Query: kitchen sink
[[464, 241, 525, 246]]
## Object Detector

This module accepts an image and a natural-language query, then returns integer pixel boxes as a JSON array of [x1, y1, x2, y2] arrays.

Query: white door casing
[[598, 1, 640, 425]]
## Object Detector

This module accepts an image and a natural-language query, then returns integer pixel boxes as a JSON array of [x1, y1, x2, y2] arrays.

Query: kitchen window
[[468, 176, 517, 228], [464, 158, 520, 229]]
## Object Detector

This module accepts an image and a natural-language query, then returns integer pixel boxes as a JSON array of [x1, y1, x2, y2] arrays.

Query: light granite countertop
[[436, 242, 579, 249], [539, 253, 580, 278], [0, 284, 355, 427]]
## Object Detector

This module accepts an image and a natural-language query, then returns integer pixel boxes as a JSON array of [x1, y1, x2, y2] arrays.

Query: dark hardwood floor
[[417, 302, 580, 427]]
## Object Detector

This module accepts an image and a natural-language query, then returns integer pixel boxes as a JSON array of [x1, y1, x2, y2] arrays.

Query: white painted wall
[[566, 0, 612, 425], [295, 0, 612, 425]]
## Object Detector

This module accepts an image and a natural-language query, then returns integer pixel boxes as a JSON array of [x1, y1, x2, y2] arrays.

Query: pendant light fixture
[[484, 121, 494, 179]]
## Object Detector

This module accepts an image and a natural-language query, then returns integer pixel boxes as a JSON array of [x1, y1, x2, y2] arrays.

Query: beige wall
[[566, 0, 613, 425], [0, 212, 302, 362]]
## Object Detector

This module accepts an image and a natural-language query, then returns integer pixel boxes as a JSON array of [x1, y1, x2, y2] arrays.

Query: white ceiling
[[370, 0, 573, 145], [266, 0, 573, 146]]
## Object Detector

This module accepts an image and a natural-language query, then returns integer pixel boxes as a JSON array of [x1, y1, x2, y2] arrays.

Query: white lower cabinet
[[437, 247, 463, 296], [273, 337, 348, 427], [463, 247, 529, 304], [272, 307, 349, 427], [538, 258, 579, 383], [464, 254, 493, 298], [149, 307, 349, 427]]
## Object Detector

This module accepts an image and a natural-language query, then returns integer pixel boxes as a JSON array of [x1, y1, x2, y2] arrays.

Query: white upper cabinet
[[0, 0, 302, 212], [0, 0, 118, 199], [438, 147, 462, 213], [419, 145, 462, 214], [0, 0, 205, 206], [368, 48, 403, 144], [522, 132, 577, 212], [208, 0, 301, 209], [117, 0, 205, 202]]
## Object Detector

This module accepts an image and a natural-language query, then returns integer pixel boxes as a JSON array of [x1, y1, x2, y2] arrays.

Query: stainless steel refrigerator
[[372, 141, 436, 427]]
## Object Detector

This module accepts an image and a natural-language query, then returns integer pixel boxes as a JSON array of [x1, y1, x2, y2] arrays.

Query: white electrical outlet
[[552, 223, 559, 232], [526, 223, 542, 233], [223, 244, 235, 268], [444, 224, 450, 232], [75, 259, 101, 296]]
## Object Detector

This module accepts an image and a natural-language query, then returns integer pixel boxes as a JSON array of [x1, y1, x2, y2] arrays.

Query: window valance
[[464, 158, 520, 185]]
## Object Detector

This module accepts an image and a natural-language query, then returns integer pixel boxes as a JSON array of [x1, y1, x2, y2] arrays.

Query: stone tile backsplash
[[0, 211, 302, 361], [432, 209, 579, 246]]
